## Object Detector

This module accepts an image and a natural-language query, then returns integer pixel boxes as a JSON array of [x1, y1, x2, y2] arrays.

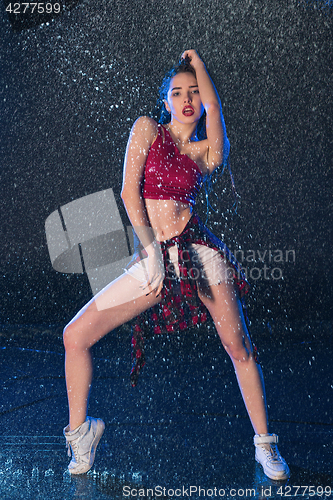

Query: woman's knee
[[63, 321, 90, 353], [223, 341, 252, 364]]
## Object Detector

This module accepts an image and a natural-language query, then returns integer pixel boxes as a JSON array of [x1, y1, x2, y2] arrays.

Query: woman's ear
[[164, 99, 171, 114]]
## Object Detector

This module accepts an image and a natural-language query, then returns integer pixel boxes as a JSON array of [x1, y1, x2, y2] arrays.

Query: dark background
[[0, 0, 332, 328]]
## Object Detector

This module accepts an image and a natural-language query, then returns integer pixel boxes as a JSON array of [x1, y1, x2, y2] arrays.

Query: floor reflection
[[0, 325, 332, 499], [0, 443, 332, 500]]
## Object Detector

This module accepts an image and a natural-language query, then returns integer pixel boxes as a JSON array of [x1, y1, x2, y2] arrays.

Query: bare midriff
[[145, 198, 192, 242]]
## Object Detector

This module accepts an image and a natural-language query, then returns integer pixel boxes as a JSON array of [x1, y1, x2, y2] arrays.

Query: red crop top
[[142, 124, 203, 206]]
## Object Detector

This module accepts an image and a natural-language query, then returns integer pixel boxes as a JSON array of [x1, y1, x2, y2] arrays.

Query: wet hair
[[155, 56, 239, 220], [156, 56, 207, 140]]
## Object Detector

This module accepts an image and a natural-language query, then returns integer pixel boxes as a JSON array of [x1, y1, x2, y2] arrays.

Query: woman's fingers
[[181, 50, 192, 62], [155, 280, 164, 298], [138, 247, 165, 294], [181, 49, 202, 69], [141, 272, 164, 295], [139, 270, 157, 289], [181, 49, 198, 60]]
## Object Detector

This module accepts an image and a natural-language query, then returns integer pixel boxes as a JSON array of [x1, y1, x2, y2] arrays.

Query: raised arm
[[182, 50, 230, 173]]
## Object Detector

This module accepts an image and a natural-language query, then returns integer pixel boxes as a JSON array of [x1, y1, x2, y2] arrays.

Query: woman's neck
[[165, 120, 197, 144]]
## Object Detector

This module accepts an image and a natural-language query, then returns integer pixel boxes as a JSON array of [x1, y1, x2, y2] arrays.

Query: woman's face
[[164, 72, 204, 125]]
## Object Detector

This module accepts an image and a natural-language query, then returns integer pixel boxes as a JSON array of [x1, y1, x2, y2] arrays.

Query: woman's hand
[[181, 49, 204, 69], [140, 241, 165, 297], [182, 49, 228, 173]]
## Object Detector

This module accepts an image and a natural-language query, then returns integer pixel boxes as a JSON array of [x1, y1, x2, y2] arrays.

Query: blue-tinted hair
[[157, 56, 207, 141], [156, 56, 239, 219]]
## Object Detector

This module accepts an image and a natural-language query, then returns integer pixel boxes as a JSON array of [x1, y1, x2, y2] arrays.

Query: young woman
[[63, 50, 290, 481]]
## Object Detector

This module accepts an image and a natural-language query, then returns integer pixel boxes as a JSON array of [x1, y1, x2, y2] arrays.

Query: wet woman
[[63, 50, 289, 481]]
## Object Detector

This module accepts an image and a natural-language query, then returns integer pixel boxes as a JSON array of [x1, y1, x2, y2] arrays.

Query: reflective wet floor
[[0, 323, 332, 499]]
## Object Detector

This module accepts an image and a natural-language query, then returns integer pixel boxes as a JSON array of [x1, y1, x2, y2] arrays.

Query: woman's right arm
[[121, 116, 164, 295]]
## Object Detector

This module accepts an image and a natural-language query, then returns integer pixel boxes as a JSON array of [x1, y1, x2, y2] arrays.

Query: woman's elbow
[[121, 187, 132, 202], [121, 187, 142, 206], [121, 190, 132, 209], [205, 102, 221, 117], [120, 188, 126, 200]]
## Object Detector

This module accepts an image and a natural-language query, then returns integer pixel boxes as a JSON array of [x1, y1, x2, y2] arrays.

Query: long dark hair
[[156, 56, 207, 141], [155, 56, 239, 219]]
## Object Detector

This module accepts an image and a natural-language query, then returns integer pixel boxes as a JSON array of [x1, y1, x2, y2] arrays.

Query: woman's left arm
[[182, 50, 230, 173]]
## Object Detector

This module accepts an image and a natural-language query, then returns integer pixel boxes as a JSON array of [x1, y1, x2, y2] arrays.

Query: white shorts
[[125, 244, 234, 288]]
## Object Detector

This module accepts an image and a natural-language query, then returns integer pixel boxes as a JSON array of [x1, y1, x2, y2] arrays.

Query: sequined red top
[[142, 124, 203, 206]]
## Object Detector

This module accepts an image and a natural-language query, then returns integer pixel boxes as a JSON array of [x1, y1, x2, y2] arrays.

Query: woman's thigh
[[64, 271, 161, 349], [188, 244, 235, 288], [197, 280, 252, 357]]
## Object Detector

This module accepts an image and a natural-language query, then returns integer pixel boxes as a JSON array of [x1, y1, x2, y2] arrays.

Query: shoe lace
[[66, 440, 78, 460], [262, 443, 281, 462], [65, 441, 71, 457]]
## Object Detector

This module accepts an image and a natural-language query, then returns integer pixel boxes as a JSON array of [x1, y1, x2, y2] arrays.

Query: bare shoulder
[[134, 115, 158, 129], [131, 116, 159, 145]]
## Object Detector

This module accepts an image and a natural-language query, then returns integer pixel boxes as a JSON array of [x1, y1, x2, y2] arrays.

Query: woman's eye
[[172, 92, 180, 96], [192, 90, 199, 94]]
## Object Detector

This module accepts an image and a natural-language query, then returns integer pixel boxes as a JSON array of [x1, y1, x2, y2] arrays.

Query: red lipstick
[[182, 105, 194, 116]]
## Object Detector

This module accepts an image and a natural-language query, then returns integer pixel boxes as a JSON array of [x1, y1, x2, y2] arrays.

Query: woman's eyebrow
[[170, 85, 199, 91]]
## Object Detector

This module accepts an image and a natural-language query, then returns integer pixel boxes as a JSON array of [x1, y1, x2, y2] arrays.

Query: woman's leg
[[197, 281, 268, 435], [194, 245, 289, 480], [63, 272, 161, 431]]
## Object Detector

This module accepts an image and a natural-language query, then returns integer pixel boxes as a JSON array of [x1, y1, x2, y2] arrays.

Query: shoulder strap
[[157, 123, 166, 144]]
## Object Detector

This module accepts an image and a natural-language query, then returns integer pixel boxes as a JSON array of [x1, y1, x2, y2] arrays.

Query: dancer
[[63, 50, 290, 481]]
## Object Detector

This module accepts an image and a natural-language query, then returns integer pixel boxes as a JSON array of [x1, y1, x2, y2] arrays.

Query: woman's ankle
[[69, 418, 87, 432]]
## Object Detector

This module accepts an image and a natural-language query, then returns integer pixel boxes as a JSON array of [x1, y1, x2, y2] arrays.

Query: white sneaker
[[64, 416, 105, 474], [254, 434, 290, 481]]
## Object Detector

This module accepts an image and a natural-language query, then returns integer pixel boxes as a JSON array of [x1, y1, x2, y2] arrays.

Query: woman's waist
[[145, 199, 193, 242]]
